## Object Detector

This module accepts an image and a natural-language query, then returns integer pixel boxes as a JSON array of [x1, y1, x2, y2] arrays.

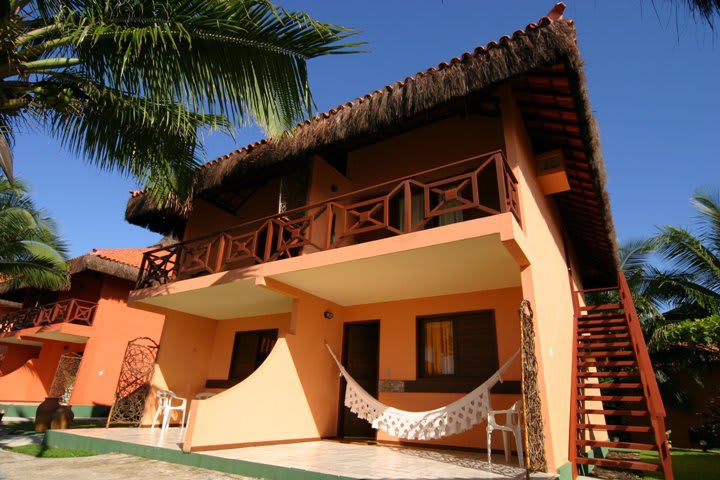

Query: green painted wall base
[[0, 403, 110, 418], [556, 461, 572, 480], [45, 430, 357, 480], [557, 447, 609, 479]]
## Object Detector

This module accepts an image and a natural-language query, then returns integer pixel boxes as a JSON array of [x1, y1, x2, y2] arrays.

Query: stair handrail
[[617, 272, 666, 418], [568, 270, 581, 479]]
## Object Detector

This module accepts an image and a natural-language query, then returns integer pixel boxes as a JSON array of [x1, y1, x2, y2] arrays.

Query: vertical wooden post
[[403, 181, 412, 232], [214, 234, 226, 273], [495, 154, 509, 213]]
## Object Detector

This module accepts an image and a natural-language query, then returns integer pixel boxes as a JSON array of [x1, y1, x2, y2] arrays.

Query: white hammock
[[327, 344, 520, 440]]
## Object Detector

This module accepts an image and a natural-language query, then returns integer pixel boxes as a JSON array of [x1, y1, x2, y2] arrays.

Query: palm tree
[[618, 192, 720, 404], [0, 177, 68, 290], [650, 192, 720, 315], [0, 1, 359, 203], [675, 0, 720, 26]]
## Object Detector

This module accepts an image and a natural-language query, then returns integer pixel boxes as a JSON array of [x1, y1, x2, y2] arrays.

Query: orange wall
[[0, 273, 164, 406], [500, 87, 586, 470], [343, 287, 523, 450], [183, 177, 283, 241], [60, 270, 103, 303], [346, 115, 505, 190], [0, 344, 40, 376], [171, 291, 344, 449], [206, 314, 291, 380], [150, 287, 523, 452], [0, 339, 84, 402], [71, 275, 164, 406], [140, 310, 219, 426]]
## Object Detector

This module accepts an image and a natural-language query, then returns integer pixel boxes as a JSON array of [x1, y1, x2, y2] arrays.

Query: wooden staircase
[[569, 273, 673, 479]]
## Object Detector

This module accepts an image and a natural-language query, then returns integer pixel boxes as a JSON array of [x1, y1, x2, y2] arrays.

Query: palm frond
[[692, 191, 720, 255], [44, 80, 231, 202], [0, 176, 68, 289]]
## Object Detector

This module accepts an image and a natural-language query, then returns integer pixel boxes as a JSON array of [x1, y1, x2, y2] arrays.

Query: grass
[[0, 419, 119, 435], [8, 444, 96, 458], [633, 448, 720, 480]]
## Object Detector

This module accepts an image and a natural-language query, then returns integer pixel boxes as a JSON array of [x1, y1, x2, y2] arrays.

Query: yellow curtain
[[424, 320, 454, 375]]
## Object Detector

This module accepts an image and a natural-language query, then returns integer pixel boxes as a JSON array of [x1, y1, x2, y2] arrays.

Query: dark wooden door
[[339, 321, 379, 439]]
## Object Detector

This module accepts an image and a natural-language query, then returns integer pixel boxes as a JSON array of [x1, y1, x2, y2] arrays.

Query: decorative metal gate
[[48, 352, 83, 404], [106, 337, 159, 427]]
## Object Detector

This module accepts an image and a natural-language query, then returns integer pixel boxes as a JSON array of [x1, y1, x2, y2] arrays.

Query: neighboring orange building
[[0, 248, 164, 418], [124, 5, 672, 480]]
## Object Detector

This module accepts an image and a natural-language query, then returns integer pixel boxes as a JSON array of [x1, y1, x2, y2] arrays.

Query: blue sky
[[12, 1, 719, 257]]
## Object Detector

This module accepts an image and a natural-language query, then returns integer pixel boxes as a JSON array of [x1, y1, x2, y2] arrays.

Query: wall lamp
[[323, 310, 334, 320]]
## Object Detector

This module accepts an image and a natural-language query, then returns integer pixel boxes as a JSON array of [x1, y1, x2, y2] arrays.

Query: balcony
[[136, 150, 520, 290], [0, 299, 98, 335]]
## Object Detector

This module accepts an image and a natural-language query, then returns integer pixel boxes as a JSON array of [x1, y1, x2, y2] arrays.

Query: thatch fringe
[[0, 298, 22, 309], [0, 254, 139, 295], [69, 255, 139, 283]]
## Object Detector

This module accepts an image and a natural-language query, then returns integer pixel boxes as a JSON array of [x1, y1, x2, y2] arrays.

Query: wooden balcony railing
[[0, 299, 98, 335], [136, 150, 520, 289]]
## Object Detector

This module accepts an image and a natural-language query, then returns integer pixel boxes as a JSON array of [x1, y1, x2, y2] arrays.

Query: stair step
[[577, 333, 630, 341], [578, 342, 633, 349], [578, 325, 628, 333], [578, 371, 639, 378], [577, 383, 643, 389], [576, 286, 619, 294], [575, 457, 662, 472], [578, 395, 644, 402], [579, 409, 648, 416], [578, 360, 637, 368], [579, 312, 626, 320], [580, 304, 623, 312], [577, 350, 634, 358], [577, 439, 658, 451], [577, 318, 627, 327], [577, 424, 653, 433]]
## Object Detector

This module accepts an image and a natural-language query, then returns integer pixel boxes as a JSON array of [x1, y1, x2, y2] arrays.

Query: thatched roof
[[0, 298, 21, 309], [125, 3, 619, 287], [68, 248, 147, 283], [0, 248, 147, 295]]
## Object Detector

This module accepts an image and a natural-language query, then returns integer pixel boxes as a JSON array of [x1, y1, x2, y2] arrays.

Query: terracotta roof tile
[[82, 248, 150, 269]]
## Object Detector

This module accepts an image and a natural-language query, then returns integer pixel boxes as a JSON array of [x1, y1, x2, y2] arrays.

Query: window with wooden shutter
[[408, 310, 506, 393]]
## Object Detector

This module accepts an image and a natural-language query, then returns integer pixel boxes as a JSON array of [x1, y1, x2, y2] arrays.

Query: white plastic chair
[[487, 400, 524, 468], [151, 389, 187, 430]]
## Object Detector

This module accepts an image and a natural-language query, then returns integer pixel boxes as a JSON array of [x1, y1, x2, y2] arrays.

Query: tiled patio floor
[[55, 427, 555, 480]]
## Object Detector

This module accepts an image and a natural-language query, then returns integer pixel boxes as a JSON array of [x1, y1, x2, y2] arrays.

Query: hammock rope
[[327, 344, 520, 440]]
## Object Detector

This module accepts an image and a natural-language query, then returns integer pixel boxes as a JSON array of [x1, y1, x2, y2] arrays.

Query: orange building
[[124, 5, 672, 479], [0, 248, 164, 418]]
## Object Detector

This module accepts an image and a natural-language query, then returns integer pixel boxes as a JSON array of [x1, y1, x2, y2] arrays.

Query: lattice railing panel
[[48, 353, 83, 404], [137, 151, 521, 288], [107, 337, 159, 426]]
